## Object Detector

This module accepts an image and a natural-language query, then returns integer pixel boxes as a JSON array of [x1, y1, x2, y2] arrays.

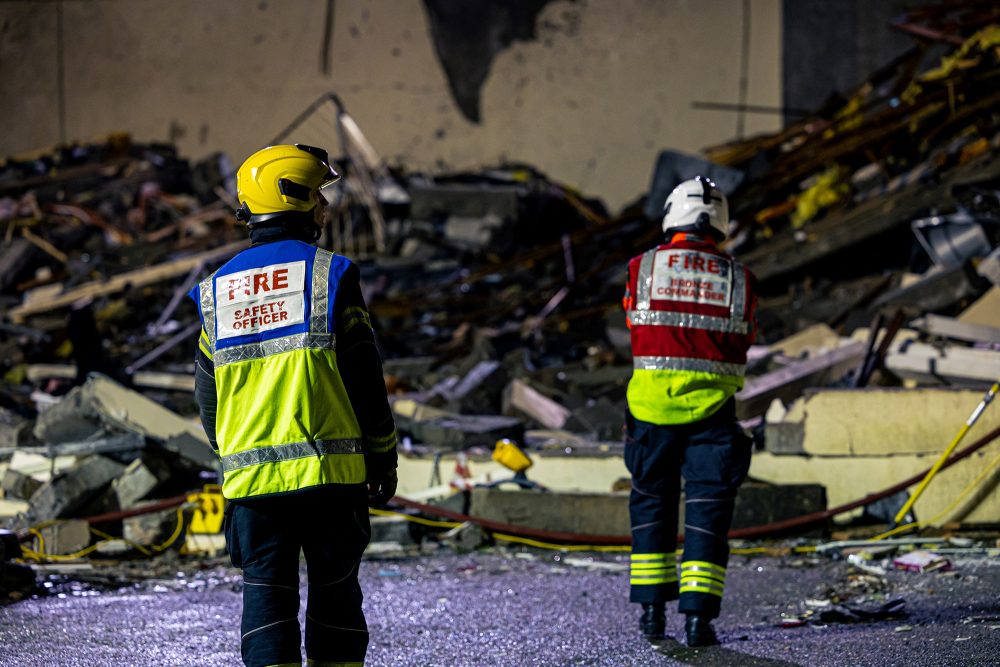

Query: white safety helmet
[[661, 176, 729, 241]]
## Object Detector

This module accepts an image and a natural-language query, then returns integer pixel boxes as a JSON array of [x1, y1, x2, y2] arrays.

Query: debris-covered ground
[[1, 6, 1000, 666], [1, 550, 999, 667]]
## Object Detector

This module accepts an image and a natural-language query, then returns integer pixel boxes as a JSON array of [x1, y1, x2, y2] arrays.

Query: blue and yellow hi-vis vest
[[191, 240, 365, 499]]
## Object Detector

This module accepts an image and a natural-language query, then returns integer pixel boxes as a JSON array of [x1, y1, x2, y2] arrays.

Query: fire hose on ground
[[13, 424, 1000, 559]]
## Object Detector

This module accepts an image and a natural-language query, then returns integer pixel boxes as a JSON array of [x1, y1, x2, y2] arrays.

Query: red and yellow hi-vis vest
[[624, 235, 757, 425]]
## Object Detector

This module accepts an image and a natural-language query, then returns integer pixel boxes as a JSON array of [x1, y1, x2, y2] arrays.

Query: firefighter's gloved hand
[[367, 468, 398, 508]]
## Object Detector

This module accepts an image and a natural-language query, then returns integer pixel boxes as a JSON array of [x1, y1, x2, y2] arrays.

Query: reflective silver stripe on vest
[[214, 332, 335, 367], [199, 275, 217, 351], [311, 249, 333, 334], [633, 248, 748, 334], [221, 438, 363, 473], [635, 249, 657, 311], [633, 356, 745, 377], [730, 259, 746, 320], [626, 309, 748, 334]]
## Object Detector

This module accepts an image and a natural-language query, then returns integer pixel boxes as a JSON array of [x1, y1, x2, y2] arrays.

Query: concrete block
[[749, 437, 1000, 526], [25, 455, 125, 524], [1, 469, 42, 501], [37, 519, 90, 556], [732, 483, 826, 530], [0, 499, 30, 519], [0, 408, 32, 449], [766, 388, 1000, 456], [469, 488, 629, 536], [33, 388, 104, 444], [112, 459, 160, 509]]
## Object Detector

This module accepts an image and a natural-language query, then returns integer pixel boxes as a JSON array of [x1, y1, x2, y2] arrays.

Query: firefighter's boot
[[684, 614, 719, 647], [640, 603, 665, 640]]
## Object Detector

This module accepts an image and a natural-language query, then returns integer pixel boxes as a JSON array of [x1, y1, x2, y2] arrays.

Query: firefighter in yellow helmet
[[189, 144, 397, 667]]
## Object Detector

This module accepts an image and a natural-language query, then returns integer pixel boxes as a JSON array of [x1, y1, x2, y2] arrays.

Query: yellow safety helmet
[[234, 144, 340, 225]]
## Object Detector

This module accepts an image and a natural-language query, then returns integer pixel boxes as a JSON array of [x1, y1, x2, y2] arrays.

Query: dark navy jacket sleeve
[[334, 262, 398, 474]]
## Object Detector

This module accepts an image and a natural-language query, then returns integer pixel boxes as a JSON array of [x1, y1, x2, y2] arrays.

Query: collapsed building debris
[[0, 8, 998, 596]]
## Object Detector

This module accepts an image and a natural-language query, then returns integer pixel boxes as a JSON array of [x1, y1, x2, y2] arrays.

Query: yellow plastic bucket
[[492, 439, 533, 473]]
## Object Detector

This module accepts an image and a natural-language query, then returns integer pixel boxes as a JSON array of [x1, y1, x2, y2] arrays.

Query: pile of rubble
[[1, 5, 1000, 572]]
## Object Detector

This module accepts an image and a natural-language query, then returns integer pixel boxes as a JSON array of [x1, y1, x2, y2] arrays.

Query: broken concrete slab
[[37, 519, 90, 556], [736, 341, 866, 419], [0, 408, 32, 449], [1, 468, 42, 502], [112, 458, 162, 509], [7, 450, 77, 483], [23, 455, 125, 526], [885, 341, 1000, 386], [765, 388, 1000, 456], [34, 375, 215, 469], [33, 387, 106, 444]]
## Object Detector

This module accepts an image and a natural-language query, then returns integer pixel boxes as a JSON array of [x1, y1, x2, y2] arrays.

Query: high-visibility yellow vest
[[192, 240, 365, 499], [624, 236, 757, 425]]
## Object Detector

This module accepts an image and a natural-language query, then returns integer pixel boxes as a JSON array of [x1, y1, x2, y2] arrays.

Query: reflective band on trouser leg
[[630, 552, 678, 586], [679, 561, 726, 597]]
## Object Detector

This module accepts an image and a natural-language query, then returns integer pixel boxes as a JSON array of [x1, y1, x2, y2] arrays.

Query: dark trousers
[[224, 484, 371, 667], [625, 399, 751, 619]]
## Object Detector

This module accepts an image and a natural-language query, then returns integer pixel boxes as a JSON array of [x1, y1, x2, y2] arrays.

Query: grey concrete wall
[[0, 0, 782, 210]]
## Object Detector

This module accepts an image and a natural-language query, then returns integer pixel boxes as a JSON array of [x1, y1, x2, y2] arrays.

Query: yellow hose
[[893, 380, 1000, 526]]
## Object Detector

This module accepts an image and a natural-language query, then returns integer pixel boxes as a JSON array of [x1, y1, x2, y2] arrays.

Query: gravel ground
[[1, 549, 998, 666]]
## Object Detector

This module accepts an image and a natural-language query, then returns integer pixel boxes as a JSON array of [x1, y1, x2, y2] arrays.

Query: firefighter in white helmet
[[621, 176, 758, 646]]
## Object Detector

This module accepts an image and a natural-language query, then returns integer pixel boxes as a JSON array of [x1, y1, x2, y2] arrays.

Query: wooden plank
[[885, 341, 1000, 385], [27, 364, 195, 393], [741, 155, 1000, 282], [736, 341, 867, 419], [8, 240, 247, 322], [910, 313, 1000, 345]]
